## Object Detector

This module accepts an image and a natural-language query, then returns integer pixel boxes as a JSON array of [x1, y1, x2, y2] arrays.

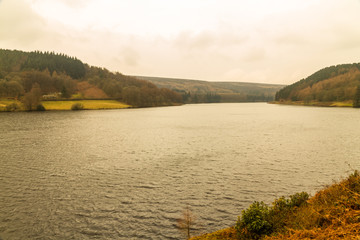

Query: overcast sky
[[1, 0, 360, 84]]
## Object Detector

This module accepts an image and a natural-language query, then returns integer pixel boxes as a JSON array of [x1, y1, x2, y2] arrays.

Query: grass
[[190, 171, 360, 240], [0, 99, 23, 111], [42, 100, 130, 110], [0, 99, 130, 111], [190, 227, 237, 240], [271, 101, 354, 107]]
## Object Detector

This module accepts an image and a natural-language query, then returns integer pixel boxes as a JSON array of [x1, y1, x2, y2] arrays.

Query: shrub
[[5, 102, 20, 112], [36, 104, 46, 111], [347, 170, 360, 193], [236, 201, 272, 239], [289, 192, 309, 208], [71, 102, 84, 110], [236, 192, 310, 239], [269, 192, 309, 232]]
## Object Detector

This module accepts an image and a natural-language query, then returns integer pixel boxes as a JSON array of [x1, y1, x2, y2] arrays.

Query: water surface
[[1, 103, 360, 239]]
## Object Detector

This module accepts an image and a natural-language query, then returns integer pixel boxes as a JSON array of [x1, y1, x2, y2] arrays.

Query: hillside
[[0, 49, 182, 110], [135, 76, 285, 103], [275, 63, 360, 107], [190, 171, 360, 240]]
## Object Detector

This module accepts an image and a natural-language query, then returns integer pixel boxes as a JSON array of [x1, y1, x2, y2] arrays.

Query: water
[[1, 103, 360, 239]]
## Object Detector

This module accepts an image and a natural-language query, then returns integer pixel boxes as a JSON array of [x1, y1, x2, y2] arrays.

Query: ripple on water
[[1, 104, 360, 239]]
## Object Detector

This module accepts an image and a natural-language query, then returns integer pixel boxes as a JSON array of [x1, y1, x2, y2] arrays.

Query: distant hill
[[135, 76, 285, 103], [0, 49, 182, 108], [275, 63, 360, 107]]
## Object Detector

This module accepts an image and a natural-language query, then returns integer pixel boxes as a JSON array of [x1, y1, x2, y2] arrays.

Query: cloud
[[29, 0, 89, 8], [1, 0, 360, 84], [174, 30, 248, 51], [56, 0, 88, 8], [0, 0, 48, 47], [119, 47, 140, 67]]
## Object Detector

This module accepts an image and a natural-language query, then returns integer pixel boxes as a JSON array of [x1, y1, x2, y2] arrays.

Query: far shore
[[0, 99, 131, 112], [269, 100, 353, 107]]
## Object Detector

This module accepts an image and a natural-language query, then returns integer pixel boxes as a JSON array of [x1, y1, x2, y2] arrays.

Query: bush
[[346, 170, 360, 194], [236, 192, 310, 239], [5, 102, 20, 112], [289, 192, 309, 208], [71, 102, 84, 110], [236, 201, 272, 239], [36, 104, 46, 111]]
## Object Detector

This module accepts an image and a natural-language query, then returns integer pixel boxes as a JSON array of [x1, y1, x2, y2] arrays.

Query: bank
[[0, 99, 131, 111], [269, 100, 353, 107], [190, 171, 360, 240]]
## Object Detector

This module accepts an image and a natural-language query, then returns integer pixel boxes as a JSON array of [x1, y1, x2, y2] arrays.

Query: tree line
[[275, 63, 360, 106], [0, 49, 182, 109]]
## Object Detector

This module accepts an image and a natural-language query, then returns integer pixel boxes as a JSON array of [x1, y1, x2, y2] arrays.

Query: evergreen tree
[[61, 85, 71, 98]]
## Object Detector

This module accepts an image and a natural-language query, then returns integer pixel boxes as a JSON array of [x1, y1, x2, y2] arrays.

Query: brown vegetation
[[275, 63, 360, 107], [76, 81, 108, 99], [177, 208, 197, 239], [0, 49, 183, 107], [190, 171, 360, 240]]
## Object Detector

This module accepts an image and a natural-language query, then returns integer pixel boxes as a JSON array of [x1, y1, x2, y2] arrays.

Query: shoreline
[[190, 171, 360, 240], [0, 99, 131, 112], [269, 100, 353, 107]]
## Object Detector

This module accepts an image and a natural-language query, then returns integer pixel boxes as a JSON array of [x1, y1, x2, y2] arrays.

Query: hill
[[190, 171, 360, 240], [275, 63, 360, 107], [0, 49, 182, 110], [135, 76, 285, 103]]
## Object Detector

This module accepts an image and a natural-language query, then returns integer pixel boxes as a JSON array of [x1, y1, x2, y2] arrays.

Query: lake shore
[[190, 171, 360, 240], [0, 99, 131, 111], [269, 100, 353, 107]]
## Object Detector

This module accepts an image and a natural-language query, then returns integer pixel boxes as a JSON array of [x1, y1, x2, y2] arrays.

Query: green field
[[42, 100, 130, 110], [0, 99, 131, 111]]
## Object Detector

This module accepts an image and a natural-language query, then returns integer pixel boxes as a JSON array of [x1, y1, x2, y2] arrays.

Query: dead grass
[[190, 227, 237, 240], [267, 171, 360, 239]]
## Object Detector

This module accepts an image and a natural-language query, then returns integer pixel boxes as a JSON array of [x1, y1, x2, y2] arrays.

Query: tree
[[61, 85, 71, 98], [177, 207, 196, 240], [23, 83, 42, 111], [353, 85, 360, 108]]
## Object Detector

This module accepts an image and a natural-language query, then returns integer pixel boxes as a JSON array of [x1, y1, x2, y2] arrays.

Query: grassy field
[[0, 99, 130, 111], [0, 99, 23, 111], [270, 100, 353, 107], [42, 100, 130, 110]]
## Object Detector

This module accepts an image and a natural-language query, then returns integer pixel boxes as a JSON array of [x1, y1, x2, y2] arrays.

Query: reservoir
[[1, 103, 360, 239]]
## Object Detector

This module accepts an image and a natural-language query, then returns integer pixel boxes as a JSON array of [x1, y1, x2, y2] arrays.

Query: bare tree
[[177, 207, 196, 240], [23, 83, 42, 111]]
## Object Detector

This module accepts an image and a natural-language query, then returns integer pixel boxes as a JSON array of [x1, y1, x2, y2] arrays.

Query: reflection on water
[[1, 103, 360, 239]]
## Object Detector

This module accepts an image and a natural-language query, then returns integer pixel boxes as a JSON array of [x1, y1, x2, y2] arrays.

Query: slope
[[135, 76, 285, 103], [0, 49, 182, 109], [275, 63, 360, 107], [190, 171, 360, 240]]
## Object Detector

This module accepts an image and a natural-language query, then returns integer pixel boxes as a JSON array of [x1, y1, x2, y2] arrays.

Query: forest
[[275, 63, 360, 106], [136, 76, 284, 104], [0, 49, 182, 109]]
